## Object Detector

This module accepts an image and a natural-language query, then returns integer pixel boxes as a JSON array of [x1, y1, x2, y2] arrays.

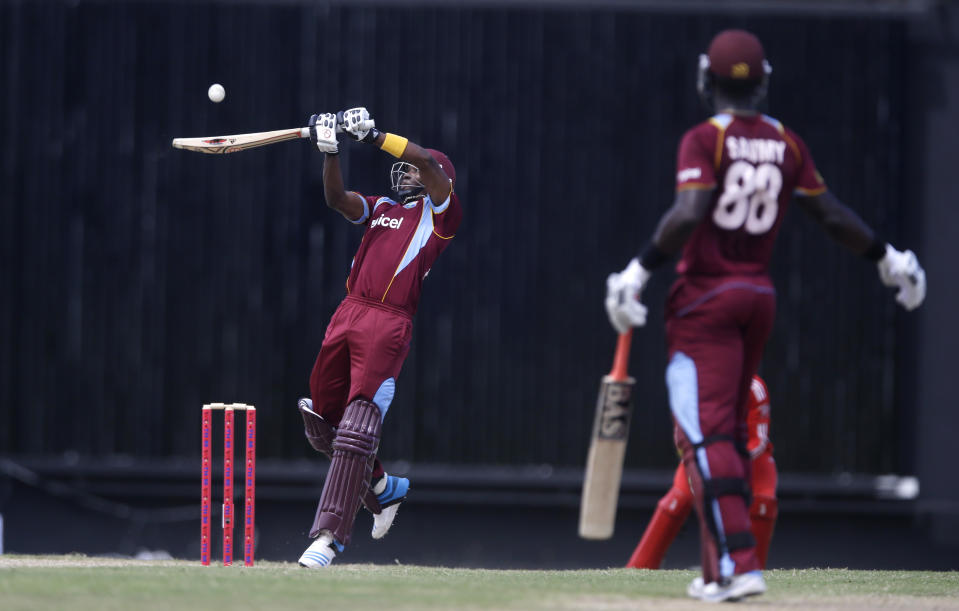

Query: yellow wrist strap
[[380, 133, 409, 158]]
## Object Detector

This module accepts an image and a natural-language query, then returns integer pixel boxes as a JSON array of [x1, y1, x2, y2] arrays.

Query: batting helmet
[[697, 29, 772, 109], [390, 149, 456, 201], [427, 149, 456, 186]]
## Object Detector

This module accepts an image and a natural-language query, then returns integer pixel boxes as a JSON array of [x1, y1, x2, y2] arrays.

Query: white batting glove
[[309, 113, 339, 154], [877, 244, 926, 311], [605, 258, 651, 333], [339, 107, 376, 142]]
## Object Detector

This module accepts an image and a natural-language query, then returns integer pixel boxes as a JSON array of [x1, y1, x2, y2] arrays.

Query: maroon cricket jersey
[[674, 112, 826, 277], [344, 190, 462, 316]]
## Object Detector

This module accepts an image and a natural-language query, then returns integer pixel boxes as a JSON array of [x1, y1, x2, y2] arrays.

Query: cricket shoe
[[371, 474, 409, 539], [686, 576, 705, 599], [699, 571, 767, 603], [298, 531, 343, 568]]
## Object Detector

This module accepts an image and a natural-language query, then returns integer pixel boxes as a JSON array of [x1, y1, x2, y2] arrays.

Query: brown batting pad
[[299, 400, 382, 515], [309, 399, 382, 544], [299, 399, 336, 456]]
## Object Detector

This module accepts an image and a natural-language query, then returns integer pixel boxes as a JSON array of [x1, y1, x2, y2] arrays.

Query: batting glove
[[309, 113, 339, 154], [877, 244, 926, 311], [605, 258, 651, 334], [338, 107, 378, 143]]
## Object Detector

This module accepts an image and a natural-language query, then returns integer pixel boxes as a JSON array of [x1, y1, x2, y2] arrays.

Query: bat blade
[[579, 331, 635, 540], [172, 127, 310, 154]]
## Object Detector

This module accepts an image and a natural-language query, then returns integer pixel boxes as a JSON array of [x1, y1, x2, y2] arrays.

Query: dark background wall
[[1, 0, 956, 567], [908, 2, 959, 547]]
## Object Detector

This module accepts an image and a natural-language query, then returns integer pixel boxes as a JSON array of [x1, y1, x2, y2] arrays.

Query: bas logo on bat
[[596, 381, 632, 440], [203, 138, 236, 145]]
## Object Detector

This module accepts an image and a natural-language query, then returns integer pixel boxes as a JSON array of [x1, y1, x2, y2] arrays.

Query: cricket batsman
[[296, 108, 462, 568]]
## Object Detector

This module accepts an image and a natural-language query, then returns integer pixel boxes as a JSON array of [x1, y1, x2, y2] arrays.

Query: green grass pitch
[[1, 555, 957, 610]]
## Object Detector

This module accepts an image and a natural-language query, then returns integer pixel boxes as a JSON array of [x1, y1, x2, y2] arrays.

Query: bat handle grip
[[609, 330, 632, 380]]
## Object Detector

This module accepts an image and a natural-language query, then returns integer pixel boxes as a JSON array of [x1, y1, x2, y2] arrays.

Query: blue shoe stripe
[[302, 551, 331, 565], [376, 476, 409, 505]]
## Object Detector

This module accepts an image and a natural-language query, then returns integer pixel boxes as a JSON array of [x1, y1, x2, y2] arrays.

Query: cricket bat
[[172, 127, 312, 154], [171, 116, 371, 154], [579, 330, 635, 540]]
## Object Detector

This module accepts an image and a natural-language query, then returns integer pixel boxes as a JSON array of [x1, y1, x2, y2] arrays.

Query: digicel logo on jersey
[[371, 215, 403, 229]]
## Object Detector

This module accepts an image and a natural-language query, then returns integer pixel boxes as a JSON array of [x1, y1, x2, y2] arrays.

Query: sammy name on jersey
[[726, 137, 787, 165], [371, 215, 404, 229]]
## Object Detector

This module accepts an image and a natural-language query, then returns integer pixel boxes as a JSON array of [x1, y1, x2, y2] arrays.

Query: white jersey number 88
[[713, 160, 782, 235]]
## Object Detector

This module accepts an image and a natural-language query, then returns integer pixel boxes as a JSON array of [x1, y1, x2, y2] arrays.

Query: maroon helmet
[[707, 29, 768, 81], [697, 29, 772, 109], [390, 149, 456, 201], [426, 149, 456, 185]]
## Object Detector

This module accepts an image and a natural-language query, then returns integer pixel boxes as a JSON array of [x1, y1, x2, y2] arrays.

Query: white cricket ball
[[207, 83, 225, 103]]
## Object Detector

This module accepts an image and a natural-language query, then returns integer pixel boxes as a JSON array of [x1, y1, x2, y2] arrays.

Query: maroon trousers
[[310, 295, 413, 503], [310, 295, 413, 423]]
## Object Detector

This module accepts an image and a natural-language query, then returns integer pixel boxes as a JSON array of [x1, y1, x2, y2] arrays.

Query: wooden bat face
[[579, 331, 635, 540], [172, 127, 309, 154]]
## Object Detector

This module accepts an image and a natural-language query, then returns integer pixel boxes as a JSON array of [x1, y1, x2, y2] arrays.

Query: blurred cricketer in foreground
[[605, 29, 925, 601], [296, 107, 462, 568]]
